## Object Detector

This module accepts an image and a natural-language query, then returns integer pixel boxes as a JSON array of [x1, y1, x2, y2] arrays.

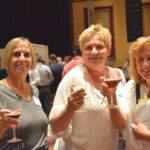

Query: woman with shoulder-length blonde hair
[[0, 37, 49, 150], [129, 37, 150, 84], [1, 37, 37, 71], [125, 36, 150, 150]]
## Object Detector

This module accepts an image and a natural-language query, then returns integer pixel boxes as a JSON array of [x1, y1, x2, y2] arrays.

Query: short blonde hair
[[1, 37, 36, 71], [79, 24, 112, 49], [129, 36, 150, 84]]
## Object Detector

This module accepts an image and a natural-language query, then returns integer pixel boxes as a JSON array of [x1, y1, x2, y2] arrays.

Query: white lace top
[[49, 65, 126, 150]]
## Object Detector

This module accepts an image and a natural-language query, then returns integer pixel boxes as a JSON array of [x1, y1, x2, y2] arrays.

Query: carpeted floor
[[47, 137, 56, 150]]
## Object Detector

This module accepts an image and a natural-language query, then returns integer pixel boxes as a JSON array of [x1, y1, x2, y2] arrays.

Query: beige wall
[[31, 43, 49, 66], [72, 0, 150, 67], [0, 43, 49, 66]]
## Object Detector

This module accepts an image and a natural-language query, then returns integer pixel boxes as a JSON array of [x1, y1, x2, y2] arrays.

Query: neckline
[[82, 65, 106, 91], [0, 82, 32, 101]]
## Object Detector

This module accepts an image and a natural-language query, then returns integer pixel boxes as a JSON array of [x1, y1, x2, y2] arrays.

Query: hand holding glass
[[104, 71, 121, 108], [4, 100, 22, 143]]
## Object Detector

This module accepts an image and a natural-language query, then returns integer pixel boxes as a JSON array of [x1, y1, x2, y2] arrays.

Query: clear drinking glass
[[4, 99, 22, 143], [104, 71, 121, 108]]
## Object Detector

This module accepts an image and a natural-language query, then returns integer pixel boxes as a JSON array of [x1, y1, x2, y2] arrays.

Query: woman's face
[[136, 45, 150, 81], [81, 35, 110, 70], [9, 41, 32, 75]]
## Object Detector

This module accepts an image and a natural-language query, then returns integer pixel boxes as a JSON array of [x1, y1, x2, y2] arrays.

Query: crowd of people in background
[[1, 24, 150, 150], [28, 54, 53, 117]]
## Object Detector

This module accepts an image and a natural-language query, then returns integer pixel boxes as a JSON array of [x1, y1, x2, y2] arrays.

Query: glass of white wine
[[104, 71, 121, 108], [4, 99, 22, 143]]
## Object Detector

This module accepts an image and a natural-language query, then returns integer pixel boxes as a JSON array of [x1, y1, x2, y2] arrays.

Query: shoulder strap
[[136, 84, 140, 104]]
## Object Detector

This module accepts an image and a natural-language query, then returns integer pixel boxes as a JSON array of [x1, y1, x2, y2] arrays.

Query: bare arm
[[132, 119, 150, 141], [48, 68, 54, 84], [108, 93, 126, 130], [50, 86, 86, 133], [100, 75, 126, 130], [50, 105, 74, 133]]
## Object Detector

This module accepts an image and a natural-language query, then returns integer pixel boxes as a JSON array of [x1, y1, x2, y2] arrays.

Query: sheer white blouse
[[49, 65, 126, 150]]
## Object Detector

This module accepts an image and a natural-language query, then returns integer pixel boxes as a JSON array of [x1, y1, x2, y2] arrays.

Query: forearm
[[50, 105, 74, 133], [132, 120, 150, 141], [108, 94, 126, 130], [133, 129, 150, 141], [109, 108, 126, 130]]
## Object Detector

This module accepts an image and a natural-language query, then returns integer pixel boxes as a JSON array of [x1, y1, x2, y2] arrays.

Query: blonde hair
[[79, 24, 112, 49], [1, 37, 36, 71], [129, 36, 150, 84]]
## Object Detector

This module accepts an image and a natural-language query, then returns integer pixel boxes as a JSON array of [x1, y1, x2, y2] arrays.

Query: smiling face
[[136, 45, 150, 82], [9, 41, 32, 75], [81, 35, 110, 70]]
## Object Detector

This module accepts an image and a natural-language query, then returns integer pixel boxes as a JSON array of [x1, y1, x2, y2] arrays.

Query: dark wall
[[0, 0, 72, 57], [125, 0, 143, 42]]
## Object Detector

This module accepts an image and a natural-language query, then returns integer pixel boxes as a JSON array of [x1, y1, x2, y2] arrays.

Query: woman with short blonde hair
[[49, 24, 126, 150]]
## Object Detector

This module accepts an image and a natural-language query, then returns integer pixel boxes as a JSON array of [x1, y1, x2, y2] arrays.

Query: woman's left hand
[[100, 75, 121, 105], [99, 76, 115, 104], [132, 119, 150, 141]]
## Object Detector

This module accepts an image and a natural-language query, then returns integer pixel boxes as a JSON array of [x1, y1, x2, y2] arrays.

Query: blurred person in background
[[29, 54, 53, 117], [122, 53, 130, 82], [57, 56, 63, 64], [49, 54, 64, 102], [62, 55, 72, 66], [62, 44, 84, 77]]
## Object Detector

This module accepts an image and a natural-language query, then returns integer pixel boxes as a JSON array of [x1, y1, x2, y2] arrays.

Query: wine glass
[[104, 71, 121, 108], [4, 99, 22, 143]]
